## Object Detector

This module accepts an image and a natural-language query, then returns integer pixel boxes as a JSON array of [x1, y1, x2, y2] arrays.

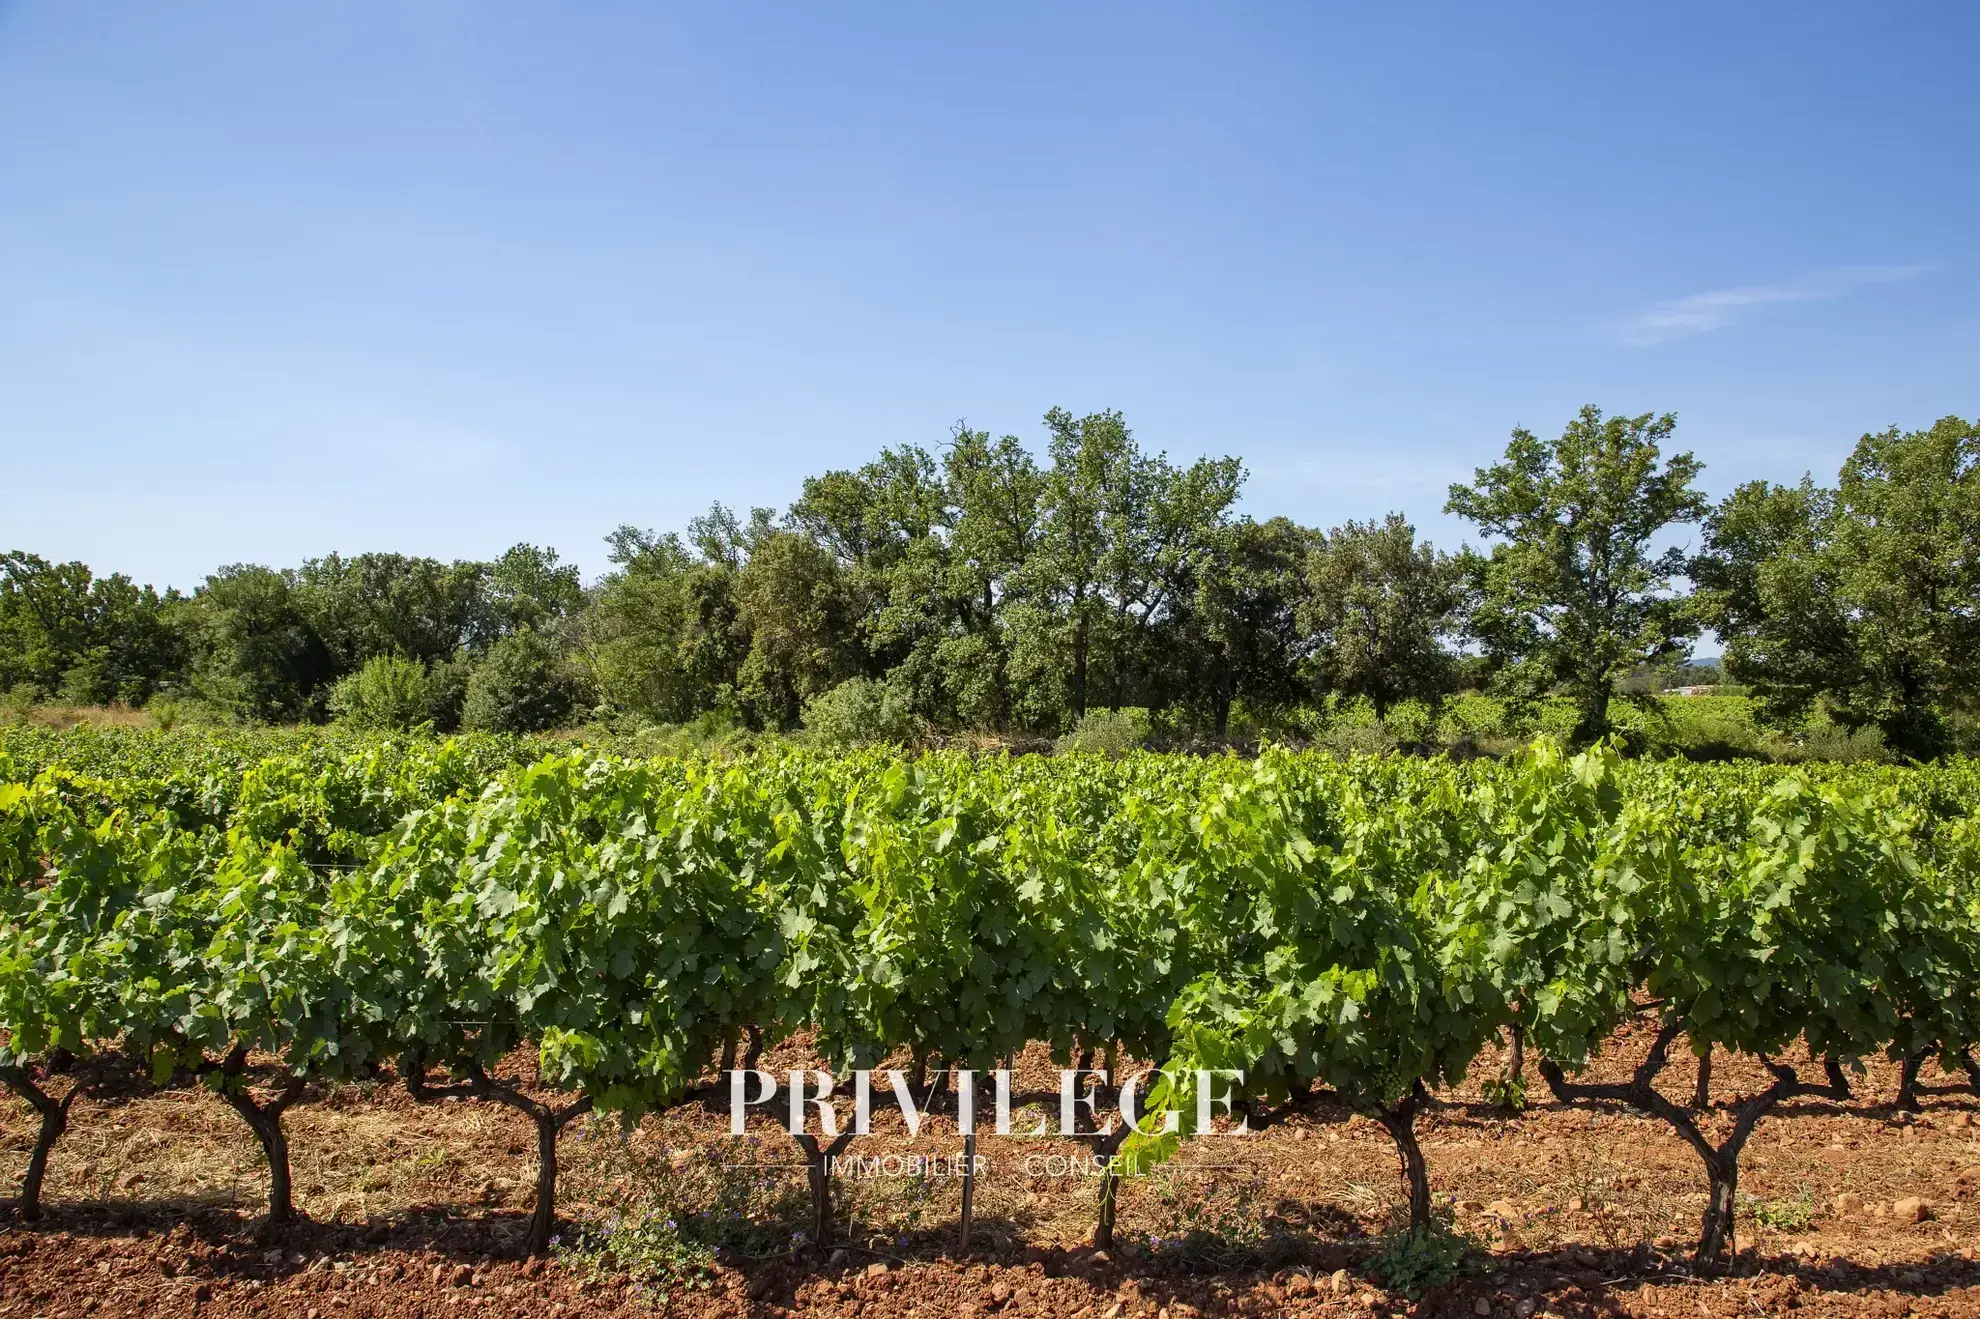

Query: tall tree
[[1446, 406, 1706, 743], [295, 552, 485, 670], [482, 543, 584, 639], [1022, 408, 1242, 721], [182, 565, 337, 722], [1188, 517, 1312, 738], [1023, 408, 1130, 721], [733, 530, 863, 728], [939, 427, 1045, 728], [1299, 514, 1462, 721], [582, 528, 746, 724], [1695, 417, 1980, 759], [0, 553, 185, 704]]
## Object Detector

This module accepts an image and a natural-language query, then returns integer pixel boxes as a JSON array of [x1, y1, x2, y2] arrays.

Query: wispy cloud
[[1619, 264, 1932, 345]]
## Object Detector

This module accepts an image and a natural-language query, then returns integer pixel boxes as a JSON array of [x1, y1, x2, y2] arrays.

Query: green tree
[[461, 629, 578, 732], [1188, 516, 1312, 738], [482, 543, 583, 639], [1022, 408, 1242, 722], [583, 527, 746, 724], [1695, 417, 1980, 760], [182, 565, 337, 722], [328, 654, 439, 731], [0, 553, 186, 704], [1446, 406, 1706, 743], [733, 531, 862, 728], [1299, 514, 1462, 721], [295, 552, 485, 671]]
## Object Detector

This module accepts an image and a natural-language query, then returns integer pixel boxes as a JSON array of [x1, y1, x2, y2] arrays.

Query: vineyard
[[3, 731, 1980, 1316]]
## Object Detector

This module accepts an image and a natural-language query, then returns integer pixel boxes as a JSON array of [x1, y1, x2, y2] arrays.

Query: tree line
[[3, 406, 1975, 757]]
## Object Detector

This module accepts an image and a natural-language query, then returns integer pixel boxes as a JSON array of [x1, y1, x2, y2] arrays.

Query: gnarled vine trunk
[[0, 1063, 82, 1222]]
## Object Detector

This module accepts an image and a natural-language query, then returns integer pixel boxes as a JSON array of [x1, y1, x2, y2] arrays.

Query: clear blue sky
[[2, 2, 1974, 593]]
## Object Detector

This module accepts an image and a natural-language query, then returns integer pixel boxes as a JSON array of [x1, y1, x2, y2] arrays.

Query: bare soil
[[4, 1030, 1978, 1318]]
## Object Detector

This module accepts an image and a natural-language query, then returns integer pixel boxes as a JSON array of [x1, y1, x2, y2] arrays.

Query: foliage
[[1696, 416, 1980, 760], [462, 630, 579, 733], [1366, 1201, 1474, 1298], [3, 731, 1980, 1262], [801, 676, 922, 746], [328, 654, 439, 731], [560, 1210, 718, 1307], [1300, 514, 1462, 720], [1447, 406, 1708, 743]]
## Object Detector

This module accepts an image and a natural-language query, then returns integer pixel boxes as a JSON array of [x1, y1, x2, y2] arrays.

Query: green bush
[[461, 630, 578, 733], [328, 655, 436, 731], [1055, 706, 1151, 755], [1367, 1203, 1474, 1298], [632, 708, 762, 757], [800, 676, 921, 747]]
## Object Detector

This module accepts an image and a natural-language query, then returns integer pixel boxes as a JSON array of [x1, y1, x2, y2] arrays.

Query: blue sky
[[2, 2, 1974, 594]]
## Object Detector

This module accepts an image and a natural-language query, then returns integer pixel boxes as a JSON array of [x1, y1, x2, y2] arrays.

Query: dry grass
[[0, 703, 159, 730]]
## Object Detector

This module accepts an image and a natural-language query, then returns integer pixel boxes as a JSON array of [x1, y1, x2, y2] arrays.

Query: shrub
[[633, 709, 761, 757], [1367, 1202, 1473, 1298], [801, 677, 921, 747], [1055, 707, 1150, 755], [328, 655, 436, 731], [461, 631, 578, 733]]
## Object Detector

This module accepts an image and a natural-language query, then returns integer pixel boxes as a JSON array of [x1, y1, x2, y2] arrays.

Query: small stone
[[1566, 1197, 1584, 1212], [1893, 1196, 1932, 1223], [1104, 1304, 1124, 1319], [1089, 1250, 1110, 1265], [1331, 1268, 1351, 1294], [1832, 1193, 1864, 1215], [1359, 1294, 1379, 1310], [448, 1264, 473, 1287], [1898, 1269, 1926, 1287], [429, 1264, 446, 1285], [830, 1248, 849, 1266], [866, 1262, 889, 1278], [1486, 1199, 1520, 1220], [1473, 1299, 1493, 1316], [1515, 1300, 1537, 1319], [519, 1258, 544, 1279], [1286, 1273, 1313, 1296], [192, 1283, 213, 1303], [990, 1279, 1012, 1305]]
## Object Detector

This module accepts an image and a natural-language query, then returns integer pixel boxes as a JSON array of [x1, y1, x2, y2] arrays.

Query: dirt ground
[[3, 1029, 1978, 1319]]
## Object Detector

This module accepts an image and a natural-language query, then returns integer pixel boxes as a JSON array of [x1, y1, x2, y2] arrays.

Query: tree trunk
[[1, 1065, 80, 1222], [1896, 1053, 1923, 1112], [1695, 1152, 1738, 1269], [794, 1131, 855, 1249], [1571, 685, 1611, 746], [1692, 1047, 1712, 1110], [216, 1056, 307, 1226], [1091, 1127, 1129, 1250], [958, 1131, 978, 1251], [1507, 1024, 1525, 1092], [1072, 616, 1089, 721], [462, 1063, 592, 1256], [1536, 1027, 1845, 1275], [1374, 1083, 1432, 1235]]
